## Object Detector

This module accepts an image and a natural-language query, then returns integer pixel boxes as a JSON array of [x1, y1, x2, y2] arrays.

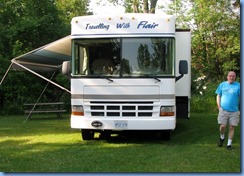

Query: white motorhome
[[62, 13, 191, 140]]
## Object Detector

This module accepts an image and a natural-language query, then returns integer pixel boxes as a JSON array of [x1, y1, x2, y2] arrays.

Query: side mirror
[[179, 60, 188, 75], [62, 61, 71, 75], [176, 60, 188, 82]]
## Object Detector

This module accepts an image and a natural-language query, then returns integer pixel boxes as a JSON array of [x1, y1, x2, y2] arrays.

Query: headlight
[[72, 105, 84, 116], [160, 106, 175, 116]]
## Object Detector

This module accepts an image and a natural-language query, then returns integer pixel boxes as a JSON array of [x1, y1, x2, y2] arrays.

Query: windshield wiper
[[153, 77, 161, 82], [90, 74, 114, 82], [140, 74, 161, 82], [106, 77, 114, 82]]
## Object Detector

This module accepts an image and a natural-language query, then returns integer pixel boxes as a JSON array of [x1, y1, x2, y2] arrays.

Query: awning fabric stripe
[[11, 35, 71, 72]]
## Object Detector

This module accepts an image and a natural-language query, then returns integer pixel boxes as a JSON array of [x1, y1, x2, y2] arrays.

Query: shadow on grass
[[0, 113, 220, 144]]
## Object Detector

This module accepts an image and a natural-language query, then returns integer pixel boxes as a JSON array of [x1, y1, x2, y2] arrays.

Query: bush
[[0, 70, 70, 115], [191, 82, 219, 113], [191, 94, 217, 113]]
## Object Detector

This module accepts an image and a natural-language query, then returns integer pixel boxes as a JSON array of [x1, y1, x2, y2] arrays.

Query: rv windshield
[[72, 37, 175, 77]]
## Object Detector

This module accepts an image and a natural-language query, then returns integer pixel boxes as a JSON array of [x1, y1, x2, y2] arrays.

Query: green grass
[[0, 113, 240, 172]]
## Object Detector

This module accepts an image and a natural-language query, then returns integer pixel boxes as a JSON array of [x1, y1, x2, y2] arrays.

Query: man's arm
[[216, 95, 221, 110]]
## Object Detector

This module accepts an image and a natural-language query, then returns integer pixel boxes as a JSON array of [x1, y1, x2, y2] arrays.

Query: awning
[[12, 35, 71, 72], [0, 35, 72, 93]]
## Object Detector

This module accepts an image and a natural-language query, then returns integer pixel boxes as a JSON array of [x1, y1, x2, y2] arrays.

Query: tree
[[0, 0, 67, 59], [163, 0, 240, 93], [55, 0, 91, 27], [106, 0, 158, 13], [0, 0, 90, 114], [190, 0, 240, 82]]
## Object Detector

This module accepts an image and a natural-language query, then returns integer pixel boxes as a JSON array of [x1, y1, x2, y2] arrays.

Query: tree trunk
[[133, 0, 139, 13], [150, 0, 157, 13], [143, 0, 149, 13]]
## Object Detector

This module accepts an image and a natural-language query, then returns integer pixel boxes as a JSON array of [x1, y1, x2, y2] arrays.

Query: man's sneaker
[[218, 138, 224, 147], [227, 145, 232, 150]]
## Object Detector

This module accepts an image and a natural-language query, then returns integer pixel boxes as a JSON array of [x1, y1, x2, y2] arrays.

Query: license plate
[[114, 121, 128, 129]]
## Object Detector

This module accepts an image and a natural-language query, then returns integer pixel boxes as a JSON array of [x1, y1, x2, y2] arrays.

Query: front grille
[[85, 101, 159, 117]]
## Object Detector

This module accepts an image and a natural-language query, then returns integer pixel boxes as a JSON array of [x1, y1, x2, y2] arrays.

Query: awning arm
[[12, 59, 71, 94], [1, 44, 48, 86], [0, 62, 13, 86], [24, 70, 58, 122]]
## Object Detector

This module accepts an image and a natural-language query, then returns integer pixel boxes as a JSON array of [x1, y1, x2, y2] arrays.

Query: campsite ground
[[0, 113, 240, 172]]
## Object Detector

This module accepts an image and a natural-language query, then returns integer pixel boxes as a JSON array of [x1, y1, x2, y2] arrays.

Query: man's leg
[[227, 111, 239, 149], [218, 124, 226, 147], [227, 125, 235, 147], [220, 124, 226, 136]]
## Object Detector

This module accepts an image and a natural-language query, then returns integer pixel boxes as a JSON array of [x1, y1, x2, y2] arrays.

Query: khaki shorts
[[217, 108, 240, 126]]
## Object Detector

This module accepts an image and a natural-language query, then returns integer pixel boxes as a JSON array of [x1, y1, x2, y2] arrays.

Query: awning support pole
[[24, 71, 57, 122], [12, 59, 71, 94], [0, 62, 13, 86]]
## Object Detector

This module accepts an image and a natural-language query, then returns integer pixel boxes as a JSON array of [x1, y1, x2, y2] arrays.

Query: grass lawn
[[0, 113, 241, 172]]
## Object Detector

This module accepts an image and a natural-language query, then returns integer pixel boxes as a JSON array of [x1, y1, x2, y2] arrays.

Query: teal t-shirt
[[215, 81, 240, 112]]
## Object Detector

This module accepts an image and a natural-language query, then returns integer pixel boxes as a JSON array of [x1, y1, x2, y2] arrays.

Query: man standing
[[215, 71, 240, 150]]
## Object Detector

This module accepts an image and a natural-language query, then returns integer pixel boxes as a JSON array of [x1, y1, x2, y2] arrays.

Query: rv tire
[[81, 129, 94, 140], [161, 130, 171, 140]]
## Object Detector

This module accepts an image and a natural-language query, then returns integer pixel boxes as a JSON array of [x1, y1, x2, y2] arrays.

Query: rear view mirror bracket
[[176, 60, 188, 82]]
